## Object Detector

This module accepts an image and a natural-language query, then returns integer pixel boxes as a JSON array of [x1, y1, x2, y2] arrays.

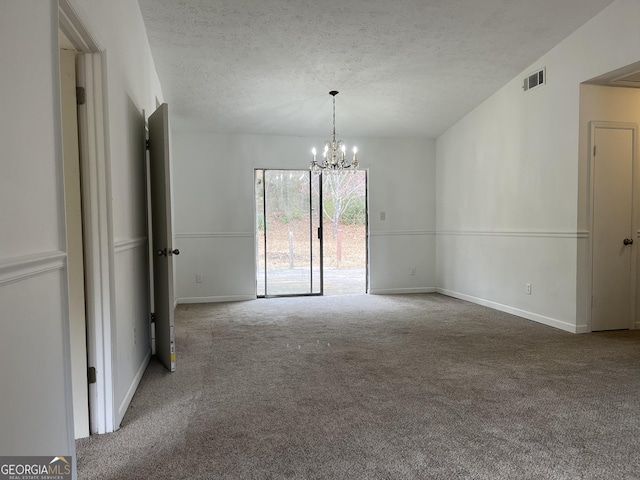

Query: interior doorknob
[[157, 248, 167, 256], [169, 249, 180, 256], [623, 238, 634, 245]]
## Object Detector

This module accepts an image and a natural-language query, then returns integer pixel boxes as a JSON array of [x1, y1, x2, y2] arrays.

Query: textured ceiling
[[138, 0, 614, 137]]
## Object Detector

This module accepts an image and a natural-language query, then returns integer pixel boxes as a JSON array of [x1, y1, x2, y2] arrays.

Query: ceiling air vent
[[523, 67, 546, 92]]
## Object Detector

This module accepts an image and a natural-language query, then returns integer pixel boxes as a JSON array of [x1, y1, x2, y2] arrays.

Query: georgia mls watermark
[[0, 457, 72, 480]]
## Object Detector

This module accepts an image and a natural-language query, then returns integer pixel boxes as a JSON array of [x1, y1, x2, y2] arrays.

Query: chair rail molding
[[174, 232, 254, 238], [0, 251, 66, 286], [114, 237, 147, 254], [369, 230, 435, 237], [436, 230, 589, 238]]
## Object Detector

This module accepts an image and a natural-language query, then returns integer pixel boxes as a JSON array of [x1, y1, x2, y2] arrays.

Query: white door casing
[[61, 0, 118, 438], [76, 51, 117, 433]]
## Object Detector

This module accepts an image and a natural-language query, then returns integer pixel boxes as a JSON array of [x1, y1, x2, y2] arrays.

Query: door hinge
[[87, 367, 96, 384], [76, 86, 86, 105], [145, 139, 150, 151], [317, 227, 322, 240], [150, 312, 155, 323], [593, 145, 596, 156]]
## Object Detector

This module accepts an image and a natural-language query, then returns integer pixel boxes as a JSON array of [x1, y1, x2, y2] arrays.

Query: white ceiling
[[138, 0, 614, 138]]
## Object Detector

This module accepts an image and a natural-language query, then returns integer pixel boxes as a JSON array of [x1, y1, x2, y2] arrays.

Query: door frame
[[59, 0, 117, 434], [587, 121, 639, 331], [254, 168, 370, 297]]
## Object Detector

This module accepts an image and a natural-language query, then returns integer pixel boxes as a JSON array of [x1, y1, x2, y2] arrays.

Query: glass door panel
[[321, 171, 368, 295], [256, 169, 321, 297]]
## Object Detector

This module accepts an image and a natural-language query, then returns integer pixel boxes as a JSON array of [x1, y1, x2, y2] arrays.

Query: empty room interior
[[2, 1, 640, 478]]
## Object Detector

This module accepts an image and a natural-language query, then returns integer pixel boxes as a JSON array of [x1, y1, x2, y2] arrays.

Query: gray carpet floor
[[76, 293, 640, 479]]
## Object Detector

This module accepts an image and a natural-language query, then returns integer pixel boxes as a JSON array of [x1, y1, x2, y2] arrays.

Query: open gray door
[[148, 103, 177, 371]]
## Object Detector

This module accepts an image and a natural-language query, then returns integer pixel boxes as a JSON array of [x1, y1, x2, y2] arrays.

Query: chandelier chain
[[332, 95, 336, 140]]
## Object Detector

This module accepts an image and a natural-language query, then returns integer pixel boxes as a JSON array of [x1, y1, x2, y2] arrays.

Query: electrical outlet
[[526, 283, 532, 294], [380, 212, 386, 221], [196, 274, 203, 283]]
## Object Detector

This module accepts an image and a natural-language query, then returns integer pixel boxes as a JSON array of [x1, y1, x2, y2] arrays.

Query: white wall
[[172, 133, 436, 302], [436, 0, 640, 332], [0, 0, 75, 457], [577, 84, 640, 328], [67, 0, 164, 427]]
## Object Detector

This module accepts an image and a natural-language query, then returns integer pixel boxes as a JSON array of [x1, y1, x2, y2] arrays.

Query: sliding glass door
[[255, 170, 322, 297]]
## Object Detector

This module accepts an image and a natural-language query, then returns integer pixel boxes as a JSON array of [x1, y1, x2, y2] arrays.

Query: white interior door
[[148, 103, 176, 371], [60, 46, 90, 439], [591, 124, 636, 331]]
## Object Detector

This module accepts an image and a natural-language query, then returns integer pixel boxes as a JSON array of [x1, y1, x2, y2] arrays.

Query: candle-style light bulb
[[310, 147, 317, 170]]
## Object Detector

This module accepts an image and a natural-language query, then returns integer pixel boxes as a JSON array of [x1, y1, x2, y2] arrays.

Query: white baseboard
[[369, 287, 436, 295], [116, 347, 151, 427], [436, 288, 579, 334], [178, 295, 256, 304]]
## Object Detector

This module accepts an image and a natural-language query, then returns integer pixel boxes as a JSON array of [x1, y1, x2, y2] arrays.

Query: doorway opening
[[255, 169, 368, 297]]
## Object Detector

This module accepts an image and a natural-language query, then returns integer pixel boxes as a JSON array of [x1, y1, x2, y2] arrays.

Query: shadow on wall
[[126, 94, 149, 236]]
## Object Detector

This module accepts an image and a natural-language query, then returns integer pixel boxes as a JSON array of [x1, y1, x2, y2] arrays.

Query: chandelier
[[310, 91, 358, 173]]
